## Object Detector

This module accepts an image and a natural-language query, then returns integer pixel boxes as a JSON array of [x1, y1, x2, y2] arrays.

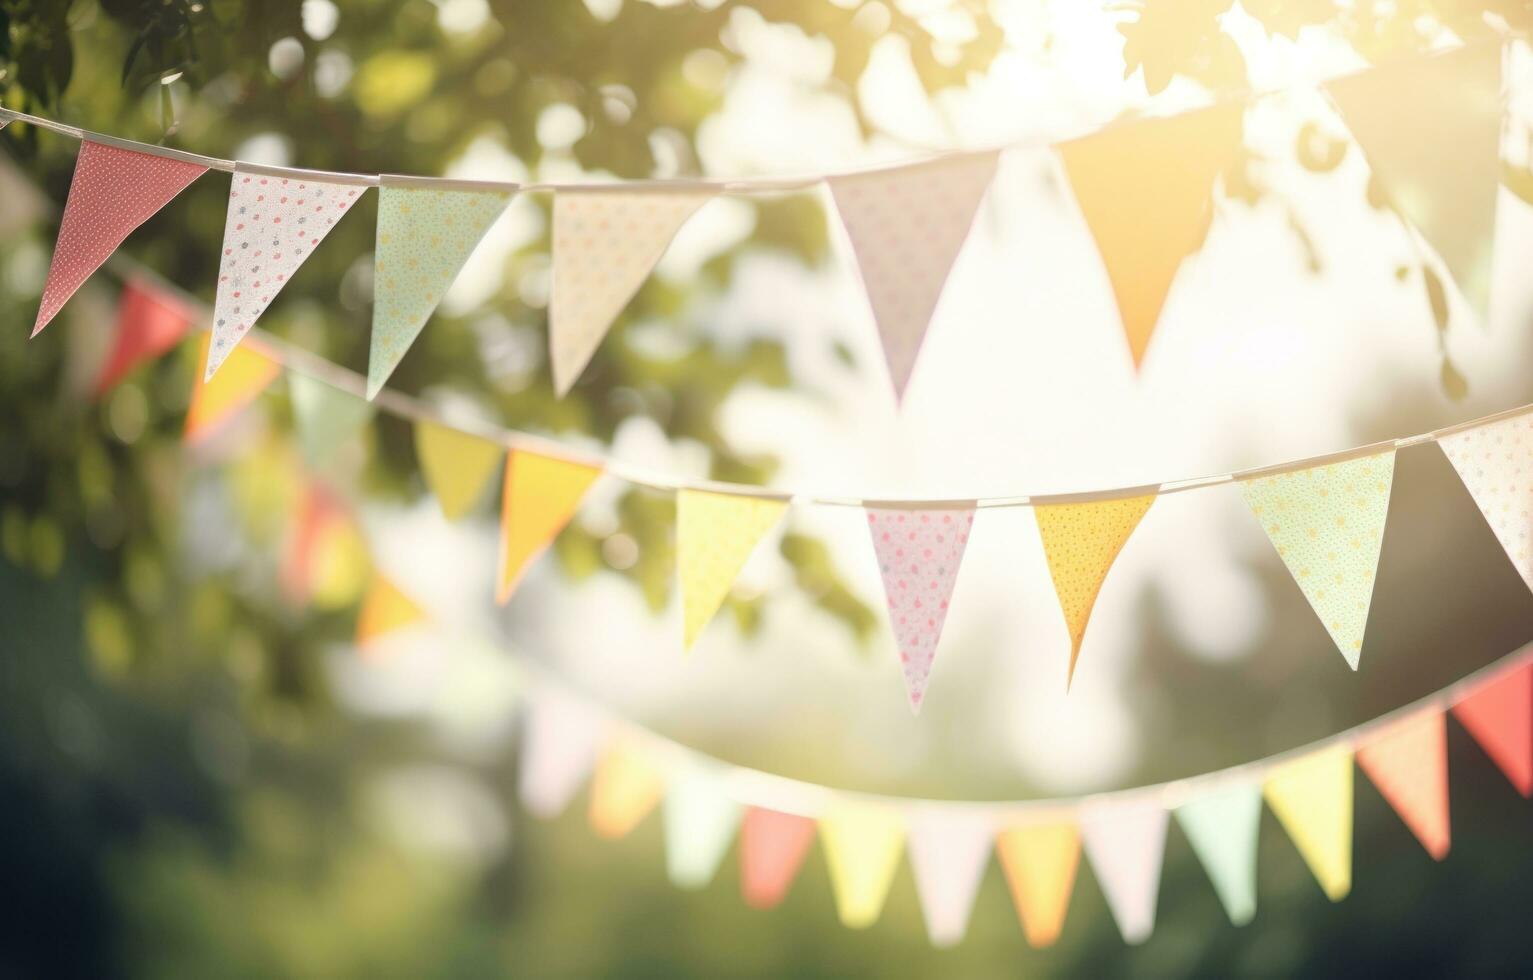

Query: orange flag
[[588, 739, 665, 839], [355, 573, 427, 648], [1357, 709, 1450, 860], [1452, 661, 1533, 797], [740, 807, 818, 910], [496, 449, 602, 604], [184, 332, 280, 443], [996, 819, 1081, 948], [96, 279, 195, 397], [1057, 104, 1244, 367]]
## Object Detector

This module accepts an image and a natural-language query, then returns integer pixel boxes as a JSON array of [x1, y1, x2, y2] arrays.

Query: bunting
[[739, 807, 818, 910], [589, 739, 665, 839], [518, 692, 607, 819], [1264, 745, 1354, 902], [1174, 782, 1262, 926], [662, 769, 742, 890], [413, 420, 504, 521], [184, 332, 281, 443], [288, 373, 374, 468], [368, 183, 510, 398], [996, 820, 1081, 948], [1439, 415, 1533, 592], [1057, 104, 1244, 366], [207, 169, 366, 378], [1239, 452, 1395, 669], [905, 810, 993, 948], [95, 278, 195, 397], [1033, 494, 1155, 684], [828, 152, 998, 403], [865, 506, 975, 712], [1357, 709, 1450, 859], [819, 804, 906, 929], [497, 450, 603, 604], [1451, 661, 1532, 796], [1079, 800, 1168, 944], [355, 572, 427, 648], [677, 490, 789, 649], [33, 140, 207, 337], [280, 482, 360, 607], [549, 188, 713, 396]]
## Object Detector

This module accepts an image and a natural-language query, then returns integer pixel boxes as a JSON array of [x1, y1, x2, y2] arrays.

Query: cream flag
[[677, 490, 788, 649], [1440, 414, 1533, 592], [819, 804, 906, 929]]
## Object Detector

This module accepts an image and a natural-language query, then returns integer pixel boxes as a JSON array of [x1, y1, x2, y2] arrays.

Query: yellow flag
[[185, 333, 280, 443], [355, 572, 426, 647], [1264, 745, 1353, 901], [1033, 494, 1154, 683], [413, 420, 504, 522], [497, 450, 602, 604], [820, 804, 906, 929], [589, 739, 664, 839], [677, 490, 789, 649], [996, 820, 1080, 948]]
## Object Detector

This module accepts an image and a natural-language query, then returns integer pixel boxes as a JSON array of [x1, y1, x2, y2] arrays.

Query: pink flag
[[95, 278, 195, 397], [906, 809, 993, 947], [34, 141, 206, 336], [1079, 800, 1169, 944], [518, 691, 607, 819]]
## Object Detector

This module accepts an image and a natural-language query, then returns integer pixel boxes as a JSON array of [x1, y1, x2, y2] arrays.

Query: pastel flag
[[589, 739, 665, 839], [518, 691, 606, 819], [1440, 415, 1533, 592], [1057, 104, 1243, 366], [413, 420, 504, 521], [1451, 660, 1532, 796], [95, 278, 195, 397], [1174, 782, 1262, 926], [207, 169, 367, 379], [739, 807, 818, 910], [1079, 800, 1168, 944], [677, 490, 790, 649], [368, 183, 510, 398], [996, 819, 1081, 948], [1357, 709, 1450, 859], [289, 373, 374, 468], [1328, 42, 1503, 320], [1239, 451, 1395, 669], [34, 140, 207, 336], [662, 768, 741, 890], [819, 804, 905, 929], [1264, 745, 1353, 902], [355, 572, 426, 647], [828, 152, 998, 403], [550, 188, 713, 396], [865, 506, 975, 712], [906, 809, 993, 947], [1033, 494, 1155, 684], [184, 332, 280, 443], [497, 450, 603, 604]]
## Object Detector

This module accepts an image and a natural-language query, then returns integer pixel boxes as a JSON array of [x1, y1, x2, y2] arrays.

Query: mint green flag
[[368, 183, 510, 398], [662, 768, 741, 890], [289, 372, 374, 467], [1175, 782, 1262, 925]]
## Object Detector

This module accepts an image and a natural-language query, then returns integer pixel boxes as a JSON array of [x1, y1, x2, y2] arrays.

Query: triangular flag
[[1079, 800, 1168, 944], [281, 482, 348, 605], [906, 809, 993, 948], [95, 278, 195, 397], [288, 373, 374, 468], [1239, 451, 1395, 669], [662, 768, 741, 890], [1328, 43, 1503, 319], [355, 572, 426, 647], [1057, 104, 1243, 366], [1264, 745, 1353, 901], [996, 819, 1081, 948], [207, 170, 367, 378], [1357, 709, 1450, 859], [1033, 494, 1155, 684], [1174, 781, 1262, 926], [368, 182, 510, 398], [739, 807, 818, 910], [828, 152, 998, 403], [497, 450, 603, 604], [184, 332, 280, 443], [677, 490, 789, 649], [413, 420, 504, 521], [34, 140, 207, 336], [549, 188, 712, 396], [589, 739, 665, 839], [518, 691, 606, 819], [1439, 415, 1533, 592], [819, 804, 905, 929], [1451, 660, 1533, 796], [865, 506, 975, 712]]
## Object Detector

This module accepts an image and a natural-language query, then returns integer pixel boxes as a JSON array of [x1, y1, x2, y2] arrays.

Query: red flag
[[1357, 710, 1450, 859], [1452, 661, 1533, 796], [95, 279, 195, 397]]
